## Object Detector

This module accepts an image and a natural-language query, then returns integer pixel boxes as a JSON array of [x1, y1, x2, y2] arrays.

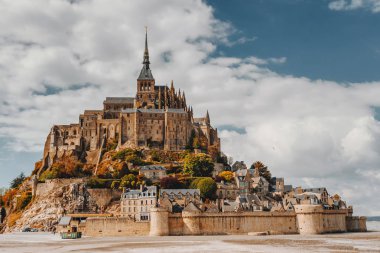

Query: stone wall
[[167, 211, 298, 235], [84, 206, 367, 236], [295, 205, 348, 234], [321, 209, 348, 233], [85, 217, 150, 236], [346, 216, 367, 232]]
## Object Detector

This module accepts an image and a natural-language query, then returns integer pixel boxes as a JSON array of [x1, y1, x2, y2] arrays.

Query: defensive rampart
[[346, 216, 367, 232], [84, 205, 367, 236], [85, 217, 150, 236]]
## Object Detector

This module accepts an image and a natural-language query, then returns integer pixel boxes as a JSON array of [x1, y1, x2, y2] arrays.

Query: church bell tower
[[136, 28, 156, 108]]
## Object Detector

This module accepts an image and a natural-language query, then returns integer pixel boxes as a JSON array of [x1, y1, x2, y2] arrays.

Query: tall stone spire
[[143, 26, 150, 68], [206, 110, 210, 124], [138, 27, 154, 80]]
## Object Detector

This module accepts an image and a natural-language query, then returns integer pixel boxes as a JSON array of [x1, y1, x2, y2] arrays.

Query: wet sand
[[0, 232, 379, 252]]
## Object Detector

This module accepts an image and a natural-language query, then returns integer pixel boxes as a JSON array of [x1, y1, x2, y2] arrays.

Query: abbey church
[[41, 31, 220, 168]]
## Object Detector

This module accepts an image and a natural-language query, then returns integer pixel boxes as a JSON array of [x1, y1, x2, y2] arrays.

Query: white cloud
[[0, 0, 379, 215], [329, 0, 380, 12]]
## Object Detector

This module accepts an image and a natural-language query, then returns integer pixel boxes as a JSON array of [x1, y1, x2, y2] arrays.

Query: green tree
[[10, 173, 25, 189], [183, 153, 214, 177], [121, 174, 137, 188], [197, 178, 217, 200], [250, 161, 272, 182]]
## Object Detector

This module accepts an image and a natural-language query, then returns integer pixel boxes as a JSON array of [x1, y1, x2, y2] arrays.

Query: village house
[[216, 181, 240, 200], [303, 187, 329, 204], [138, 165, 167, 182], [120, 186, 157, 221], [159, 189, 201, 212], [295, 192, 320, 205], [234, 169, 252, 195], [271, 177, 285, 193], [251, 169, 270, 196], [328, 194, 347, 210]]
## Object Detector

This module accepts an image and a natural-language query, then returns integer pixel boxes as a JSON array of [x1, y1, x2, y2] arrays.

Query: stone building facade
[[39, 31, 220, 171], [120, 186, 157, 221]]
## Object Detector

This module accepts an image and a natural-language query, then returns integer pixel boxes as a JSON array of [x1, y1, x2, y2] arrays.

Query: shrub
[[39, 158, 87, 181], [219, 171, 234, 182], [87, 177, 115, 189], [125, 154, 145, 165], [190, 177, 206, 189], [16, 191, 32, 211], [111, 181, 120, 189], [112, 148, 141, 160], [8, 212, 22, 227], [105, 139, 118, 151], [2, 189, 17, 207]]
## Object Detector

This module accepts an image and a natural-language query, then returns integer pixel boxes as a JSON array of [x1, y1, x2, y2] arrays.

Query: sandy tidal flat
[[0, 232, 380, 253]]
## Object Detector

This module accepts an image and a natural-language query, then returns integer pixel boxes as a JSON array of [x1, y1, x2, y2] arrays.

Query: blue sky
[[208, 0, 380, 82], [0, 0, 379, 215]]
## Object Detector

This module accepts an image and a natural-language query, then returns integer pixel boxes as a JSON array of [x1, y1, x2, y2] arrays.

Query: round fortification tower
[[294, 205, 323, 235], [149, 207, 169, 236], [182, 211, 202, 235]]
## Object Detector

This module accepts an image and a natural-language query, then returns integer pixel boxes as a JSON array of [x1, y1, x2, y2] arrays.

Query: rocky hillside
[[2, 178, 120, 233]]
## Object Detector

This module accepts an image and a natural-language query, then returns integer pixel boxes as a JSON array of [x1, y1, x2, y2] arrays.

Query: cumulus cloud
[[0, 0, 379, 215], [329, 0, 380, 12]]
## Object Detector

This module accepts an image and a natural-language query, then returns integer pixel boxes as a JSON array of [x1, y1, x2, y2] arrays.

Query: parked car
[[22, 227, 31, 232]]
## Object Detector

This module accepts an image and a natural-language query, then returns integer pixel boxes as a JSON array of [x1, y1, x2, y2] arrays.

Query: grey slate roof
[[104, 97, 134, 104], [121, 108, 186, 114], [138, 65, 154, 80], [58, 216, 71, 226], [160, 189, 200, 196], [166, 108, 186, 113], [121, 186, 157, 199], [140, 165, 166, 171], [303, 187, 327, 194]]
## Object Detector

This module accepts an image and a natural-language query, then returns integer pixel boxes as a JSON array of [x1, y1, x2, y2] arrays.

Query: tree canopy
[[183, 153, 214, 177], [218, 171, 234, 182], [250, 161, 272, 182], [195, 177, 217, 200], [10, 172, 25, 189]]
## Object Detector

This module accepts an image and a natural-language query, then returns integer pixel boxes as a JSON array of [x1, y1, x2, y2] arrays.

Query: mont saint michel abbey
[[42, 31, 220, 168]]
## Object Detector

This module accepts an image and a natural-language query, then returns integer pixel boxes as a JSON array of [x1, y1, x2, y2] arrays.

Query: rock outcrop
[[4, 178, 120, 232]]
